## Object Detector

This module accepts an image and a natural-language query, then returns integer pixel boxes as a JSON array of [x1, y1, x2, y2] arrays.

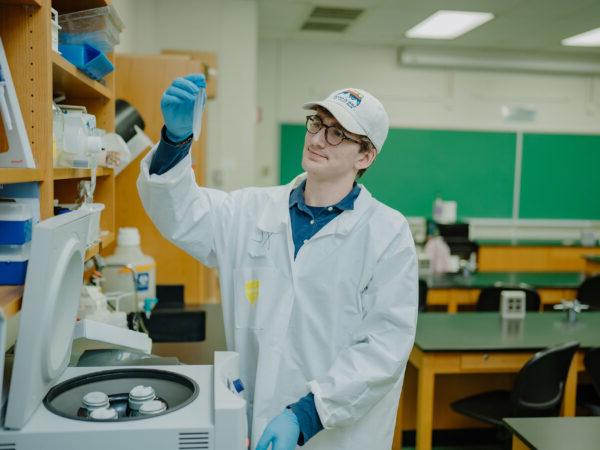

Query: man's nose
[[309, 127, 327, 148]]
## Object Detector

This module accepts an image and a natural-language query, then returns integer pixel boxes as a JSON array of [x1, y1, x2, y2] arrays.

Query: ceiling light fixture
[[562, 27, 600, 47], [405, 10, 494, 40]]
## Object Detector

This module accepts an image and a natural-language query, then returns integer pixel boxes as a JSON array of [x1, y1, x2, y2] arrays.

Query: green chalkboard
[[280, 125, 516, 218], [520, 133, 600, 220]]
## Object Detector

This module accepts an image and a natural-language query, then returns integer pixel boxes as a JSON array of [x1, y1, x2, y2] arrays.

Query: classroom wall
[[112, 0, 258, 191], [111, 2, 600, 197], [257, 39, 600, 188]]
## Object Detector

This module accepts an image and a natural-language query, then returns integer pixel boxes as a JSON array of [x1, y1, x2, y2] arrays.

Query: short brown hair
[[356, 138, 375, 179], [313, 106, 375, 178]]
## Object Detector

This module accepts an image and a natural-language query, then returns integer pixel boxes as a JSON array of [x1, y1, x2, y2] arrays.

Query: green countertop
[[428, 272, 585, 289], [503, 417, 600, 450], [477, 239, 599, 248], [414, 312, 600, 351]]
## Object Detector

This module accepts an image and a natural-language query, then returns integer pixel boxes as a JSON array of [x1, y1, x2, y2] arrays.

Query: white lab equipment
[[53, 104, 130, 170], [101, 227, 156, 313], [78, 284, 128, 328], [51, 8, 61, 53], [0, 36, 35, 168], [0, 210, 248, 450], [500, 290, 526, 320]]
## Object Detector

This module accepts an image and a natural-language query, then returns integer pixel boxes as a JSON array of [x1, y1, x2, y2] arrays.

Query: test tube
[[192, 87, 206, 142]]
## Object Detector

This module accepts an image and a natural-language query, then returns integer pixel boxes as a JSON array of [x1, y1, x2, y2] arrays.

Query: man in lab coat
[[137, 74, 418, 450]]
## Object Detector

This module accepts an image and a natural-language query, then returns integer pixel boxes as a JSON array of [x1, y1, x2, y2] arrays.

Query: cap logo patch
[[333, 89, 363, 109]]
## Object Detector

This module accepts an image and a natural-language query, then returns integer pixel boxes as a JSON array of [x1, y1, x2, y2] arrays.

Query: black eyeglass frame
[[305, 115, 363, 147]]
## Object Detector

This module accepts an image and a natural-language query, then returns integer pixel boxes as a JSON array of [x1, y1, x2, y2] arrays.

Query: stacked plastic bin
[[58, 5, 124, 80], [0, 203, 33, 285]]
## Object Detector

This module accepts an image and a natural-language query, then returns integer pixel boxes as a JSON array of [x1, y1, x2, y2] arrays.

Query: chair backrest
[[418, 278, 428, 312], [577, 275, 600, 309], [511, 341, 579, 417], [584, 347, 600, 398], [476, 286, 541, 312]]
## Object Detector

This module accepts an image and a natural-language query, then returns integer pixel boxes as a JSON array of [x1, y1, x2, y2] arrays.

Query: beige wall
[[113, 0, 258, 191]]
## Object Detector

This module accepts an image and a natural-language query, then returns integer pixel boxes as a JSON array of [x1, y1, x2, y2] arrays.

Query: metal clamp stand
[[553, 299, 589, 323]]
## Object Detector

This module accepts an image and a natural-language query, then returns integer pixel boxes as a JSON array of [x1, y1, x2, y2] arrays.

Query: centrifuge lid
[[4, 210, 90, 430]]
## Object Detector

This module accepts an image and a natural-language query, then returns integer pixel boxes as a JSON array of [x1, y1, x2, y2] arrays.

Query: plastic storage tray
[[58, 5, 124, 53], [0, 203, 33, 245]]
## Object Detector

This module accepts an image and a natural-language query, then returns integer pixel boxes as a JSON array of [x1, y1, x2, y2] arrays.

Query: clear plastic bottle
[[102, 227, 156, 313]]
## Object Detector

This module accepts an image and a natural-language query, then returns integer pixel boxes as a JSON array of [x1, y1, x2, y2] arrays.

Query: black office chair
[[418, 278, 428, 312], [577, 275, 600, 310], [451, 341, 579, 443], [580, 347, 600, 415], [476, 285, 541, 312]]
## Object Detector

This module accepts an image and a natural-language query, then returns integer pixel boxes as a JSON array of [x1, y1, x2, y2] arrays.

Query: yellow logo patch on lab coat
[[244, 279, 260, 304]]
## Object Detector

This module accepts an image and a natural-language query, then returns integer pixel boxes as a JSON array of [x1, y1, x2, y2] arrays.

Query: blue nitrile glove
[[160, 73, 206, 142], [255, 409, 300, 450]]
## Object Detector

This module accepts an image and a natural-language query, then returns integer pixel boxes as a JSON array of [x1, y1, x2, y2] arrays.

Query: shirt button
[[310, 220, 315, 225], [327, 206, 333, 211], [303, 239, 308, 244]]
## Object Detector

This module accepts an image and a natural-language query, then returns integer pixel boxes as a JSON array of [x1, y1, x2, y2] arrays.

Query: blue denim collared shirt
[[289, 179, 361, 258]]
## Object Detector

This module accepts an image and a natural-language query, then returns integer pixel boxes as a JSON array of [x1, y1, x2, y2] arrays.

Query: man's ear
[[356, 148, 377, 171]]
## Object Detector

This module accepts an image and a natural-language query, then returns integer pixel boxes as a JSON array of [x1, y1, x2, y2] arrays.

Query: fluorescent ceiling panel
[[405, 10, 494, 40], [562, 27, 600, 47]]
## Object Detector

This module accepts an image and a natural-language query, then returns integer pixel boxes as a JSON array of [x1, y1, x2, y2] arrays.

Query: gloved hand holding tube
[[159, 73, 206, 142]]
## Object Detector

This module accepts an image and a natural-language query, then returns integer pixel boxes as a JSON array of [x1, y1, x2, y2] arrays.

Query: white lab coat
[[137, 146, 418, 450]]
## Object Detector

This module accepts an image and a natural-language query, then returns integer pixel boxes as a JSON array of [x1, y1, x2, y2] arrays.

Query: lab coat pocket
[[233, 267, 290, 330]]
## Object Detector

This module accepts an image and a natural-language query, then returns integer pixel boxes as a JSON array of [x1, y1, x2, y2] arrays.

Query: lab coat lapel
[[296, 185, 376, 264]]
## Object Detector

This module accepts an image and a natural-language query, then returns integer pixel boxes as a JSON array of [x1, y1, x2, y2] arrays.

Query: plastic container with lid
[[0, 242, 30, 285], [0, 203, 33, 245], [102, 227, 156, 313], [128, 385, 156, 416], [139, 400, 167, 416], [89, 407, 118, 420], [58, 4, 124, 53]]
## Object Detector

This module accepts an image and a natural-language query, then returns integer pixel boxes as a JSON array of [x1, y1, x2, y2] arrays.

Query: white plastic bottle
[[102, 227, 156, 313]]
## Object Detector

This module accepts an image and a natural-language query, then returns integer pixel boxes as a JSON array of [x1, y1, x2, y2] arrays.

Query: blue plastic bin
[[0, 243, 29, 285], [58, 43, 114, 81], [0, 203, 32, 245]]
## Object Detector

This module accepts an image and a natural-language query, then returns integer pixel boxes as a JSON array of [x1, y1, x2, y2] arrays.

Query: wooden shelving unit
[[0, 0, 42, 6], [53, 166, 113, 180], [52, 53, 112, 99], [0, 0, 118, 319], [0, 168, 44, 183]]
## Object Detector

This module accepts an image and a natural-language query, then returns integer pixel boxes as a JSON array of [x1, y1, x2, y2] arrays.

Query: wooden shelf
[[53, 167, 113, 180], [52, 53, 112, 99], [84, 230, 114, 261], [52, 0, 110, 14], [101, 230, 115, 248], [0, 0, 42, 6], [0, 168, 44, 184], [0, 285, 24, 319]]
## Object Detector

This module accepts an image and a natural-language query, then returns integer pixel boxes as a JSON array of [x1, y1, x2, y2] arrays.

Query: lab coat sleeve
[[137, 144, 232, 269], [307, 222, 418, 429]]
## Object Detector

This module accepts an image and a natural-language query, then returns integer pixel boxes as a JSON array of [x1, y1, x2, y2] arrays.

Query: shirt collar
[[288, 179, 361, 212]]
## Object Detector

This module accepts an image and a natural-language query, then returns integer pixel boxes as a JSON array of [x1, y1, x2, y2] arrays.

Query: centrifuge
[[0, 211, 247, 449]]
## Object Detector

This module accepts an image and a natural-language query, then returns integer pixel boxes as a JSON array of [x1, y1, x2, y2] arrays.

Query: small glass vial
[[128, 385, 156, 416], [82, 391, 110, 417], [139, 400, 167, 416]]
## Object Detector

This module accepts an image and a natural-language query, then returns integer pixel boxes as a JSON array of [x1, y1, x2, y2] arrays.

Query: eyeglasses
[[305, 115, 362, 147]]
